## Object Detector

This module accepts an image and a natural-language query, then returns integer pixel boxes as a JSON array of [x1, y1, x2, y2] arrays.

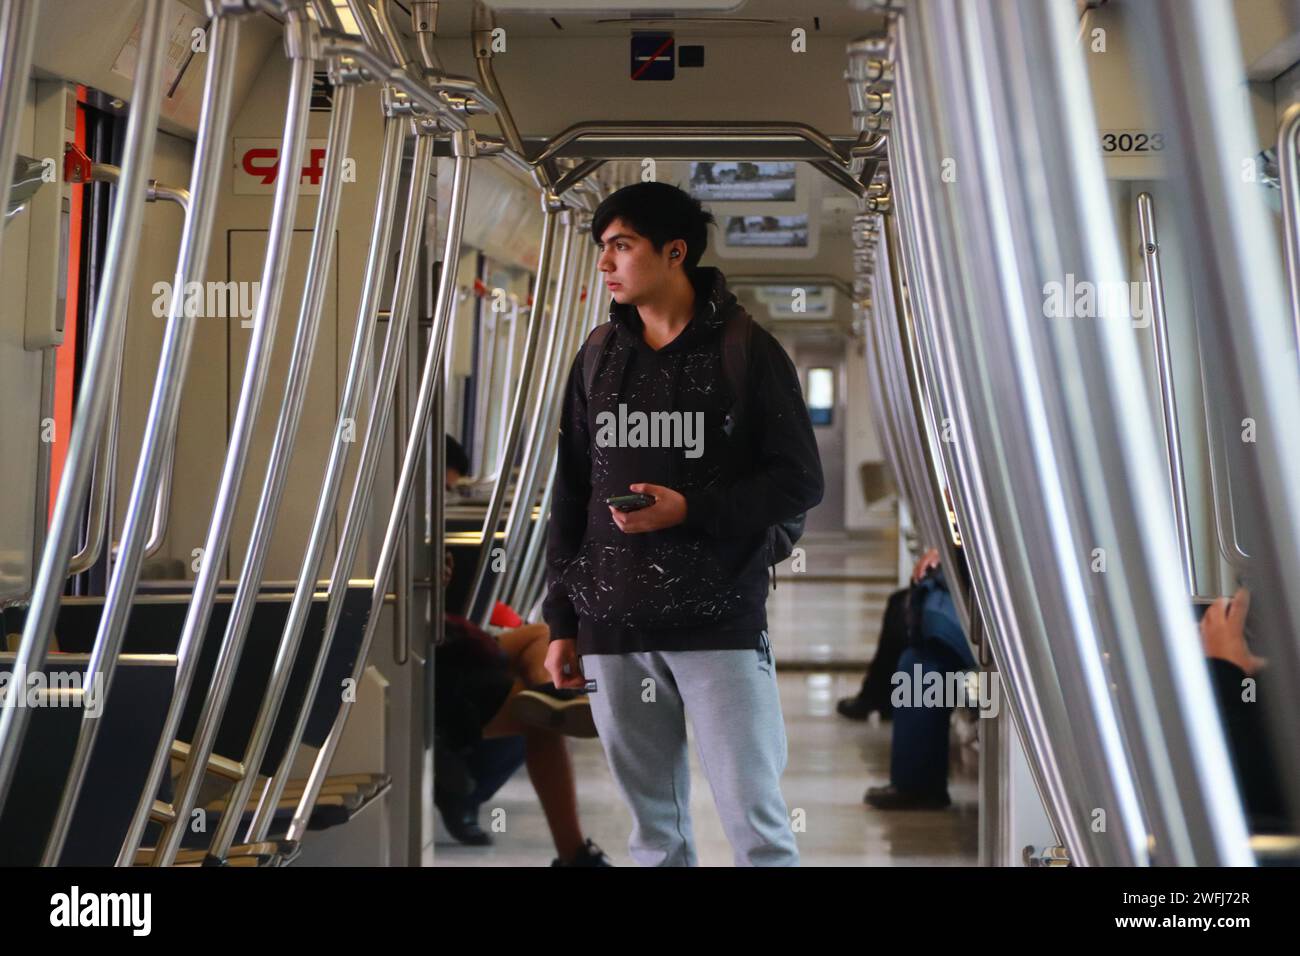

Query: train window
[[805, 366, 834, 426]]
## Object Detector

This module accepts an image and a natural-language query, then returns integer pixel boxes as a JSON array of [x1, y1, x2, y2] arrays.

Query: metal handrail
[[530, 120, 850, 167], [64, 167, 188, 577], [206, 101, 427, 865], [476, 213, 578, 621], [1136, 192, 1197, 595], [116, 13, 361, 868], [278, 126, 478, 845], [1278, 102, 1300, 358], [149, 6, 318, 866], [219, 114, 410, 850], [883, 5, 1110, 863], [506, 237, 598, 609], [0, 0, 169, 811], [0, 0, 38, 267], [461, 206, 562, 621]]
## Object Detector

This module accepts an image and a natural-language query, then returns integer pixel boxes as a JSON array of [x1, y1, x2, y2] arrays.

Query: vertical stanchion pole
[[1136, 193, 1197, 596], [112, 12, 252, 866]]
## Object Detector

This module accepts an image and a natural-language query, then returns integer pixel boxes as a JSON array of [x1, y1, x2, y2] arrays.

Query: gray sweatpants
[[579, 631, 799, 867]]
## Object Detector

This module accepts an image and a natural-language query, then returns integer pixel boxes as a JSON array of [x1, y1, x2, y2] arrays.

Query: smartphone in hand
[[606, 492, 655, 512]]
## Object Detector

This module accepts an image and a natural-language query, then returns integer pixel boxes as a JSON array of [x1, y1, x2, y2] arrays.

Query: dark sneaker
[[434, 795, 493, 846], [510, 685, 598, 738], [836, 696, 892, 722], [864, 784, 951, 810], [837, 695, 873, 720], [552, 838, 613, 867]]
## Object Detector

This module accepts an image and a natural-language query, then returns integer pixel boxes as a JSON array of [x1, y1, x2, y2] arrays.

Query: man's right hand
[[545, 637, 587, 689]]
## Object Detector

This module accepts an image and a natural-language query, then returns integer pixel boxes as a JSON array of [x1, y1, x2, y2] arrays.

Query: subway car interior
[[1, 0, 1299, 885]]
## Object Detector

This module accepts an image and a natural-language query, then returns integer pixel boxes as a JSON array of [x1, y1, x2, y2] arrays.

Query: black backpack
[[580, 310, 806, 571]]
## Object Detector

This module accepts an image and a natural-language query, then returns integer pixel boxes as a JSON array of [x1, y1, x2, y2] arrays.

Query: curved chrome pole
[[191, 77, 357, 860], [461, 205, 561, 618], [1279, 103, 1300, 357], [494, 299, 521, 469], [279, 130, 476, 843], [0, 0, 168, 811], [516, 243, 606, 612], [109, 13, 246, 866], [150, 23, 317, 867], [210, 111, 407, 849], [210, 119, 434, 861], [506, 236, 598, 610], [477, 213, 578, 621], [0, 0, 38, 269]]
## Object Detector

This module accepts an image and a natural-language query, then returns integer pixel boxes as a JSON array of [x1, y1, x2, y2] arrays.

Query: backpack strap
[[720, 310, 753, 438], [581, 322, 616, 401]]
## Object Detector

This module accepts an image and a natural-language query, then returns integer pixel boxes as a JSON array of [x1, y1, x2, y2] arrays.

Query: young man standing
[[542, 181, 824, 866]]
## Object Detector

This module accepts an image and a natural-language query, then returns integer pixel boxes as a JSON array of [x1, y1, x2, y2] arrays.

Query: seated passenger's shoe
[[510, 684, 598, 738], [435, 795, 493, 846], [552, 838, 613, 867], [837, 695, 892, 722], [837, 695, 873, 720], [864, 784, 951, 810]]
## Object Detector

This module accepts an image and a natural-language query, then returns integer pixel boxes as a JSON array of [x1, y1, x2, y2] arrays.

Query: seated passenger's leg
[[582, 652, 697, 866], [843, 587, 910, 719], [482, 680, 584, 861], [887, 643, 969, 797], [497, 622, 552, 687], [467, 735, 528, 807]]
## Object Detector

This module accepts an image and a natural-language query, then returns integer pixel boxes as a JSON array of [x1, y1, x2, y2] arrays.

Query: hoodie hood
[[600, 266, 740, 410], [607, 265, 737, 354]]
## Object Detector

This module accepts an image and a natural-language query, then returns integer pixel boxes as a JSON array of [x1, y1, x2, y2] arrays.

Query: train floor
[[430, 531, 980, 867]]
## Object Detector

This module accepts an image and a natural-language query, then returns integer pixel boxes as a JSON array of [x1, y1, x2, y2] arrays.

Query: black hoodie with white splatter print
[[542, 266, 824, 656]]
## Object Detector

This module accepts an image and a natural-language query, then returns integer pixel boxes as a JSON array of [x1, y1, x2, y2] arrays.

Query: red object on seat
[[489, 602, 523, 628]]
